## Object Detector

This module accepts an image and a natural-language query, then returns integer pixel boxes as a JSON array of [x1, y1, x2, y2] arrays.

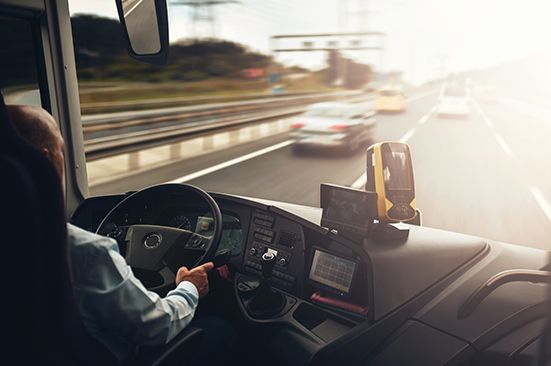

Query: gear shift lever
[[247, 252, 286, 317], [261, 252, 277, 279]]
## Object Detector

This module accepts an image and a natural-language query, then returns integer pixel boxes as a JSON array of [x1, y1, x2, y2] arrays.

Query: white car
[[437, 85, 471, 117], [290, 102, 376, 154]]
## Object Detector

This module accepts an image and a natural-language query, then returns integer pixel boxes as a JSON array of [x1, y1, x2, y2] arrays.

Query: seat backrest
[[0, 95, 116, 365]]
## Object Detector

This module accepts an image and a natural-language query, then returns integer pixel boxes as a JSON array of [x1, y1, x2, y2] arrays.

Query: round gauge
[[169, 215, 192, 230], [226, 231, 243, 256]]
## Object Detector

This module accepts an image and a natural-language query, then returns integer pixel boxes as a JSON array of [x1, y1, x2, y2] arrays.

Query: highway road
[[83, 91, 361, 140], [91, 89, 551, 250]]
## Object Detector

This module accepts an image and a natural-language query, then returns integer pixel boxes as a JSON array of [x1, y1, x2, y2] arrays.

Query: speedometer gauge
[[169, 215, 192, 230]]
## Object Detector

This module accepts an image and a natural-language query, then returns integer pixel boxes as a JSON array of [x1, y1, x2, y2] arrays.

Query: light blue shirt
[[67, 223, 199, 362]]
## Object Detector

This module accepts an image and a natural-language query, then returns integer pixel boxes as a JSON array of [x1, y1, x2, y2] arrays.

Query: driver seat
[[0, 94, 202, 365]]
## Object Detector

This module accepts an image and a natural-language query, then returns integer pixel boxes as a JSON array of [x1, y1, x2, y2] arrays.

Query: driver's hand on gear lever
[[176, 262, 214, 299]]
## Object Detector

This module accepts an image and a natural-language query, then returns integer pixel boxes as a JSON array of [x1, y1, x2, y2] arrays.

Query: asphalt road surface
[[91, 90, 551, 250]]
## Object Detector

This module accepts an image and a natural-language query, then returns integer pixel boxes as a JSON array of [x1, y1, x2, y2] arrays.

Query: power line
[[170, 0, 239, 39]]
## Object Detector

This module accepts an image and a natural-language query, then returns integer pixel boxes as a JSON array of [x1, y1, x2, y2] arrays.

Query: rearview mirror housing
[[115, 0, 169, 65]]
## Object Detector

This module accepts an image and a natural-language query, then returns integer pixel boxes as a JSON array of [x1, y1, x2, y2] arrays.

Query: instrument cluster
[[97, 203, 244, 257]]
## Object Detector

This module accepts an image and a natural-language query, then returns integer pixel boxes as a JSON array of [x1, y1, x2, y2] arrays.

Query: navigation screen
[[320, 184, 376, 232], [309, 250, 356, 293], [325, 189, 370, 226]]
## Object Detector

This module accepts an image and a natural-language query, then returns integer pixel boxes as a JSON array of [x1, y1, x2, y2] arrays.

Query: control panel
[[243, 210, 304, 291]]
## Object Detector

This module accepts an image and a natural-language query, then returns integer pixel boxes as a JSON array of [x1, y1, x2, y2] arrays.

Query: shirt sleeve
[[68, 224, 199, 354]]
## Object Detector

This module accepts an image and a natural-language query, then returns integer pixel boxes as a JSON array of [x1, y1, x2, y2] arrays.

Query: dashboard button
[[254, 212, 275, 224], [253, 218, 273, 228], [283, 274, 295, 283], [255, 228, 274, 237], [191, 237, 203, 248], [253, 233, 273, 243], [245, 265, 261, 275]]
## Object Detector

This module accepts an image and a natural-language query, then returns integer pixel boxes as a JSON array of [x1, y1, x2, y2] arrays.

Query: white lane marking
[[418, 110, 434, 125], [351, 172, 367, 188], [399, 128, 416, 143], [482, 114, 493, 128], [473, 101, 493, 128], [530, 186, 551, 221], [125, 0, 145, 17], [494, 134, 514, 157], [166, 140, 294, 184]]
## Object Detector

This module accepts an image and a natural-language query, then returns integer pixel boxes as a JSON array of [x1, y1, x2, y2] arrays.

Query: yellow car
[[375, 87, 406, 113]]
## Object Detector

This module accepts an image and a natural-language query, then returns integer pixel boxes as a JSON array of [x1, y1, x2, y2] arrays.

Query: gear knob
[[261, 252, 276, 279]]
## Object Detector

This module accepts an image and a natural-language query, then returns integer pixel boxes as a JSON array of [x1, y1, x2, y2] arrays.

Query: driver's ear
[[40, 147, 51, 160]]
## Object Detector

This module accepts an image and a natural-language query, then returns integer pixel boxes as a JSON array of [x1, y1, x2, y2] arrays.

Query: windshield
[[64, 0, 551, 251]]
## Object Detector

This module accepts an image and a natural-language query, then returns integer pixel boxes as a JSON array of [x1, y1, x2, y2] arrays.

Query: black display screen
[[320, 184, 377, 233], [309, 250, 356, 293], [325, 189, 370, 226]]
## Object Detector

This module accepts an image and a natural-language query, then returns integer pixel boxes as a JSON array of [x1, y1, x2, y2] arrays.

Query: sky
[[69, 0, 551, 85]]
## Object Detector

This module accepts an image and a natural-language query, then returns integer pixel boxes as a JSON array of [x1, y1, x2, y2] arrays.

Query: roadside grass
[[79, 74, 336, 114]]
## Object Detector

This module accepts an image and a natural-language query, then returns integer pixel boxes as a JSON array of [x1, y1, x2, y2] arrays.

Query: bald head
[[7, 105, 65, 180]]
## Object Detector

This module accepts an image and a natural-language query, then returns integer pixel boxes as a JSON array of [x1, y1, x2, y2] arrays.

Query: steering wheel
[[96, 183, 223, 293]]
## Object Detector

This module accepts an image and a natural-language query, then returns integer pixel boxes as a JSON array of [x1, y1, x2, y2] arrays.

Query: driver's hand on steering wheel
[[176, 262, 214, 299]]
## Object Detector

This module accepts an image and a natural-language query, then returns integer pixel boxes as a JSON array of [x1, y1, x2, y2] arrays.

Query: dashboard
[[70, 189, 550, 366], [70, 191, 375, 365], [155, 208, 243, 257], [71, 192, 368, 311]]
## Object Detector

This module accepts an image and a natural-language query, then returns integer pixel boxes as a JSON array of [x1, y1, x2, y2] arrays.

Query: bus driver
[[7, 104, 231, 364]]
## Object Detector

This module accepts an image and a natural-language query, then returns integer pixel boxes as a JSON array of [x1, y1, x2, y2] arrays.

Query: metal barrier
[[84, 90, 370, 160]]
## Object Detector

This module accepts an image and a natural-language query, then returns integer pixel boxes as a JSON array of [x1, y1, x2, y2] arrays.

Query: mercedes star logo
[[144, 233, 162, 249]]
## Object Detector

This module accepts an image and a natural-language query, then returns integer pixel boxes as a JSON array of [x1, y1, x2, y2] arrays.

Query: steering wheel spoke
[[124, 224, 192, 271], [104, 224, 130, 242], [183, 233, 210, 250], [148, 266, 177, 293]]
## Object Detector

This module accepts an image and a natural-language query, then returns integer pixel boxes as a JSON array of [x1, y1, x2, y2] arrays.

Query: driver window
[[0, 15, 43, 108]]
